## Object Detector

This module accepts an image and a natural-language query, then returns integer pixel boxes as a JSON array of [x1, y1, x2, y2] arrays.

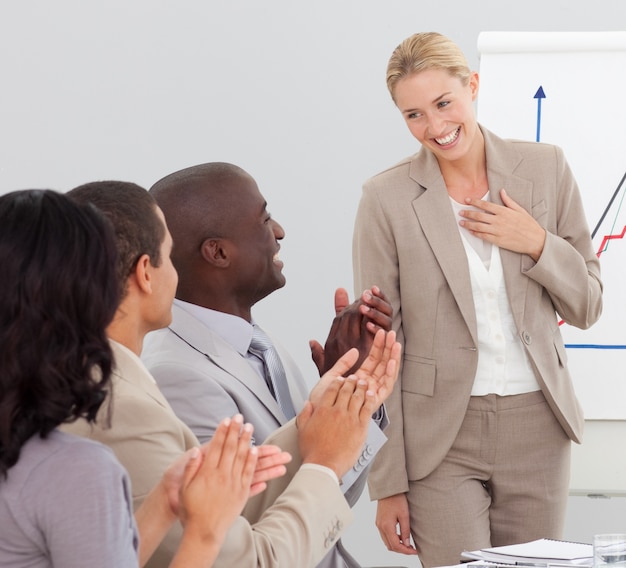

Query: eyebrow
[[432, 91, 452, 104], [401, 91, 453, 114]]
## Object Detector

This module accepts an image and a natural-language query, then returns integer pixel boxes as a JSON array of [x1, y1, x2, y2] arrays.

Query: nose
[[426, 112, 446, 136], [272, 218, 285, 240]]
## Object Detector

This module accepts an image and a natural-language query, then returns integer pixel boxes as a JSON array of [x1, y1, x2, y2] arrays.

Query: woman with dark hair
[[0, 189, 261, 567]]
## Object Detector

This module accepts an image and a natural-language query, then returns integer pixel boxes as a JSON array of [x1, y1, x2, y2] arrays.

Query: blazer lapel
[[211, 341, 286, 421], [483, 128, 534, 329], [409, 150, 478, 344], [169, 304, 285, 422]]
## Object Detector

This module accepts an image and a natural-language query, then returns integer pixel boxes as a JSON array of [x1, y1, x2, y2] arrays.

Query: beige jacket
[[353, 126, 602, 498], [63, 340, 352, 567]]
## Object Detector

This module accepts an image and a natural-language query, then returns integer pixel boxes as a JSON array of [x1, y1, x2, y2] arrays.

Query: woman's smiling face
[[393, 68, 480, 164]]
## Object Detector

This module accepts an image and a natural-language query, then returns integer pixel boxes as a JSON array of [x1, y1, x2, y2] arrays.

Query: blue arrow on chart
[[534, 86, 546, 142]]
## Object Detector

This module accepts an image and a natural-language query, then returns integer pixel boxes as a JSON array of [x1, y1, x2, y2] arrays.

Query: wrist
[[529, 228, 546, 262], [171, 527, 224, 568], [300, 462, 341, 484], [153, 478, 178, 524], [302, 456, 344, 480]]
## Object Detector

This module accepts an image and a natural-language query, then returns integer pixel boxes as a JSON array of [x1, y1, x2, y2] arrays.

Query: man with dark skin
[[142, 162, 392, 568]]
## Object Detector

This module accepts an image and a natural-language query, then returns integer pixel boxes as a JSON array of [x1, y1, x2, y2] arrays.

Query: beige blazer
[[353, 126, 602, 499], [62, 340, 352, 568]]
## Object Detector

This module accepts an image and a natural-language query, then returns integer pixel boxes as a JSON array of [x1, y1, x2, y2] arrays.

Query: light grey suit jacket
[[353, 126, 603, 499], [63, 340, 353, 568], [142, 303, 388, 568]]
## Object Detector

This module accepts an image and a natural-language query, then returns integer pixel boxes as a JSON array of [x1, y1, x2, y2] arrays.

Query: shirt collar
[[173, 298, 253, 356]]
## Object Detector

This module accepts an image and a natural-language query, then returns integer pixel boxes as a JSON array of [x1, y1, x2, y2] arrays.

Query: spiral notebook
[[461, 538, 593, 566]]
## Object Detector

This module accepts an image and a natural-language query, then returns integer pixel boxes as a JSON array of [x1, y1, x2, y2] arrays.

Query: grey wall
[[2, 2, 626, 566], [2, 1, 625, 378]]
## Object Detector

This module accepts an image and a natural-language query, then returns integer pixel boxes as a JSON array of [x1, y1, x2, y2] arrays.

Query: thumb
[[296, 400, 314, 429], [327, 347, 359, 378], [309, 340, 325, 375], [500, 188, 520, 210], [181, 446, 203, 487]]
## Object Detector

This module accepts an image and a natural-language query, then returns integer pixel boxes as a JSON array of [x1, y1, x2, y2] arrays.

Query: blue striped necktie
[[249, 325, 296, 419]]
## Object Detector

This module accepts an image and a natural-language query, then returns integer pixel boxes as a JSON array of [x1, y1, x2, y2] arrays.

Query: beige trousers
[[407, 390, 571, 568]]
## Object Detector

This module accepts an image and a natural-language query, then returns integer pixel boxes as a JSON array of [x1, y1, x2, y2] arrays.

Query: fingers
[[460, 189, 546, 258], [358, 287, 393, 334], [376, 496, 419, 556], [373, 335, 401, 403], [352, 330, 401, 405], [251, 446, 291, 486], [333, 287, 350, 315], [354, 329, 386, 377], [380, 331, 401, 381], [350, 378, 377, 421], [255, 444, 291, 461], [240, 443, 258, 493], [462, 189, 521, 220], [216, 415, 247, 471], [500, 188, 523, 210], [249, 482, 268, 497], [201, 415, 234, 471], [181, 446, 203, 490], [337, 374, 375, 419], [335, 375, 361, 411], [320, 375, 348, 405], [250, 464, 287, 493], [331, 375, 377, 425], [200, 415, 255, 484], [399, 520, 417, 554], [377, 515, 404, 552], [359, 303, 391, 333], [361, 287, 393, 316]]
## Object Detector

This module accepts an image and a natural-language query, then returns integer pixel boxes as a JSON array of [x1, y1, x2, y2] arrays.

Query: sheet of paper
[[461, 538, 593, 566]]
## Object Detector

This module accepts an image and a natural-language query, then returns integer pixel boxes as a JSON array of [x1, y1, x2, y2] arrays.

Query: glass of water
[[594, 534, 626, 568]]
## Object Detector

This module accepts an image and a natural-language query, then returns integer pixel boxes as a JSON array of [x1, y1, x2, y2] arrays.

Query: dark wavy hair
[[0, 190, 120, 479]]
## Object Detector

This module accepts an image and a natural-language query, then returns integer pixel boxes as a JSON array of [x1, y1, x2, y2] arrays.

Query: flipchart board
[[476, 32, 626, 494]]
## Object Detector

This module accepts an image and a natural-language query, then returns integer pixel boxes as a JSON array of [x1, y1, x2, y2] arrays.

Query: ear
[[133, 254, 154, 295], [200, 238, 231, 268], [469, 71, 479, 101]]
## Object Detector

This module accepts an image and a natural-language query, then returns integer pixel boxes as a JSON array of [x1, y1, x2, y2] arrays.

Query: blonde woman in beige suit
[[353, 32, 602, 568]]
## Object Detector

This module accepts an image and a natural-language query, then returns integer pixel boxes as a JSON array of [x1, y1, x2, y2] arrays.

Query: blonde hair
[[386, 32, 471, 102]]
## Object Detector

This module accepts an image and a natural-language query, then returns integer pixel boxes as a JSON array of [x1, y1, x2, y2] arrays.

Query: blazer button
[[521, 331, 532, 345]]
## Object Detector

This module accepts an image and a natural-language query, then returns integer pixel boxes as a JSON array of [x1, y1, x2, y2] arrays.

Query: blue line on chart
[[565, 344, 626, 349], [534, 86, 546, 142]]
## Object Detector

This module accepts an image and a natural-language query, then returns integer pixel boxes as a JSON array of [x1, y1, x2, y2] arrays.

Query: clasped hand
[[459, 188, 546, 261], [310, 286, 393, 376], [299, 329, 401, 479]]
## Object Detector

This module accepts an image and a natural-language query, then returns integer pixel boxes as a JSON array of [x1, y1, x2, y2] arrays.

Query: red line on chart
[[596, 225, 626, 258]]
